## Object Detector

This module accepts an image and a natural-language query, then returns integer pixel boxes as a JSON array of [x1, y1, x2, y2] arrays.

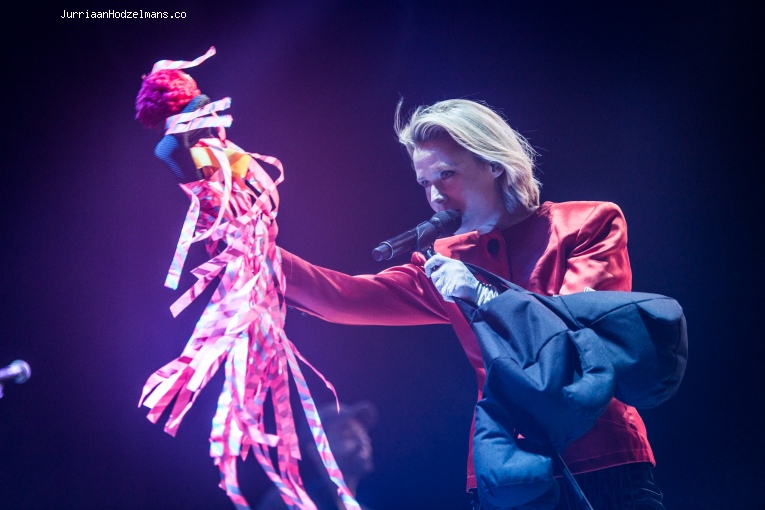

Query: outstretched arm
[[280, 248, 450, 326]]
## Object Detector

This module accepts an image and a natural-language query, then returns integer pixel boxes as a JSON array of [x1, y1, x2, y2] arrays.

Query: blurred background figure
[[255, 401, 378, 510]]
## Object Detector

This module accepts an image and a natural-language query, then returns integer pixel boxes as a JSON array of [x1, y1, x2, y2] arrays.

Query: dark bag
[[455, 264, 687, 510]]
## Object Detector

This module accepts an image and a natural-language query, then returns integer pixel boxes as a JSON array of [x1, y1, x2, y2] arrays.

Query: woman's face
[[413, 135, 504, 234]]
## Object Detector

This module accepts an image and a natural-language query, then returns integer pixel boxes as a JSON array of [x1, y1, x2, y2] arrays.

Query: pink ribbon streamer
[[140, 111, 360, 509], [164, 97, 233, 135], [151, 46, 217, 74]]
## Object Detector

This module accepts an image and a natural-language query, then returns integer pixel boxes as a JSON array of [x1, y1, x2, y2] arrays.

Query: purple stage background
[[1, 2, 762, 509]]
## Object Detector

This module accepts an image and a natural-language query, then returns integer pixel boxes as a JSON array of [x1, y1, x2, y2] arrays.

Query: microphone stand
[[422, 246, 437, 259], [0, 360, 31, 399]]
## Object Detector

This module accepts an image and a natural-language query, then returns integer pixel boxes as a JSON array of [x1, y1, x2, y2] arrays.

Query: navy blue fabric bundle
[[455, 264, 687, 509]]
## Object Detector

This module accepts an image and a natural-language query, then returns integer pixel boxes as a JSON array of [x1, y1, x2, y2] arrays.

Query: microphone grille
[[431, 210, 461, 236], [11, 360, 31, 384]]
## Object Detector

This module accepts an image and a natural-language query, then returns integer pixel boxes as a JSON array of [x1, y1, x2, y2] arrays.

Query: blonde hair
[[395, 99, 540, 212]]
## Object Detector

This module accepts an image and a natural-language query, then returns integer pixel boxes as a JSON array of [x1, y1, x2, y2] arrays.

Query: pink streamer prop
[[151, 46, 217, 74], [140, 97, 359, 509], [164, 97, 233, 135]]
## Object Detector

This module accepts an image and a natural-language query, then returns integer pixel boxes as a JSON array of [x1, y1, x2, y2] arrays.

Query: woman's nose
[[430, 185, 445, 204]]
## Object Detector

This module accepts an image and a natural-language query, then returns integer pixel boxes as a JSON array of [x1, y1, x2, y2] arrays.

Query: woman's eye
[[419, 181, 430, 188], [440, 171, 455, 180]]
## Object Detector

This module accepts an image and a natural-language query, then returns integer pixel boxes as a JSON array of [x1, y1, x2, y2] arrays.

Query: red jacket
[[280, 201, 655, 490]]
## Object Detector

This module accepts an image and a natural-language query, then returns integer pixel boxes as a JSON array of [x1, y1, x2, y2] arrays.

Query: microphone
[[372, 210, 461, 261], [0, 360, 31, 384]]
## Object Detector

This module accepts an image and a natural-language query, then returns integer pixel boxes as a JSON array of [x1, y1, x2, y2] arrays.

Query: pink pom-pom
[[135, 69, 201, 129]]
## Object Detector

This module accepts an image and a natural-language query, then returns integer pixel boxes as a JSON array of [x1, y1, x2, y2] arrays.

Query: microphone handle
[[422, 247, 436, 258], [372, 210, 459, 261], [372, 227, 418, 261], [0, 360, 31, 384]]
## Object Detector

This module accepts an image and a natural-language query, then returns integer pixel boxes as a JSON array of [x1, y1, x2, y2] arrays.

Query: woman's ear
[[490, 162, 505, 178]]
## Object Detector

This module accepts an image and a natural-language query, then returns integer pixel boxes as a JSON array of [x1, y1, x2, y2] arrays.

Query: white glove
[[424, 254, 498, 305]]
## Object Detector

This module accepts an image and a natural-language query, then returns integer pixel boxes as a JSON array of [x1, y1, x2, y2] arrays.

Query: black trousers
[[471, 462, 665, 510]]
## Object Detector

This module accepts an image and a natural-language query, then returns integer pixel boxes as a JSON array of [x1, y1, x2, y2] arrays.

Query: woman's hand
[[424, 254, 499, 305], [424, 254, 481, 303]]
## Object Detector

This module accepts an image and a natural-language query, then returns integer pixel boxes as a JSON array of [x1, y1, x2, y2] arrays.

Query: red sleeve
[[279, 248, 449, 326], [559, 202, 632, 295]]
